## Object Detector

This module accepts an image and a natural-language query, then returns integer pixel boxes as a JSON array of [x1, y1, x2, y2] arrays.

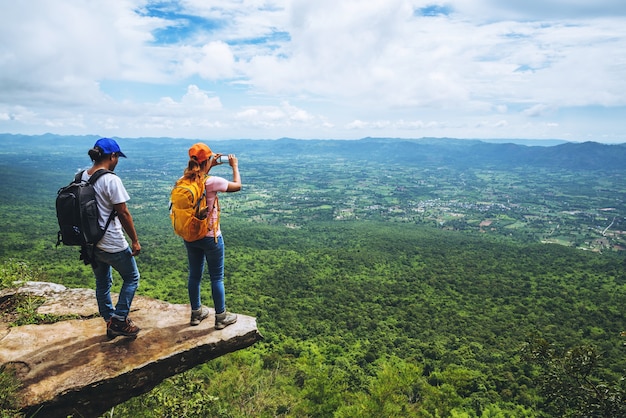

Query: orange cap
[[188, 143, 213, 163]]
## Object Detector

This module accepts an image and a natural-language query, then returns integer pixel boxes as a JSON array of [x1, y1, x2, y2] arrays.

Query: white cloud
[[180, 85, 223, 111], [523, 104, 551, 118], [179, 42, 236, 80], [0, 0, 625, 141], [235, 102, 320, 129]]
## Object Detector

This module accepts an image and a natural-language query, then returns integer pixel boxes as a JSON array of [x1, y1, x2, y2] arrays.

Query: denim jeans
[[92, 247, 140, 321], [184, 235, 226, 314]]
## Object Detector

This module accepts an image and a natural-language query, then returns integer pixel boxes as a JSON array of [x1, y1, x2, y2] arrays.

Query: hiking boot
[[190, 305, 210, 326], [215, 311, 237, 330], [107, 317, 140, 338]]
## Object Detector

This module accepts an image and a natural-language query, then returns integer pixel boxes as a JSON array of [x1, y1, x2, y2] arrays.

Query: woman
[[177, 142, 241, 328]]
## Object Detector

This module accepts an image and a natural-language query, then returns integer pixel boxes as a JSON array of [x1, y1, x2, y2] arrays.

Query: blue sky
[[1, 0, 626, 143]]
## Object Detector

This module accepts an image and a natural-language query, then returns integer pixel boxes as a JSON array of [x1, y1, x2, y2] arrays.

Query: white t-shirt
[[81, 170, 130, 252]]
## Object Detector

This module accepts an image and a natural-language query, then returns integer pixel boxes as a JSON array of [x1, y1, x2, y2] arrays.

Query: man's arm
[[114, 202, 141, 256]]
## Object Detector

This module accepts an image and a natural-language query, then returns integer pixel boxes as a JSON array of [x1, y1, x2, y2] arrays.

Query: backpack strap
[[74, 170, 85, 183], [74, 168, 115, 185], [84, 168, 118, 240], [189, 173, 208, 217], [211, 194, 220, 243], [195, 185, 206, 216], [200, 172, 220, 243], [88, 168, 115, 185]]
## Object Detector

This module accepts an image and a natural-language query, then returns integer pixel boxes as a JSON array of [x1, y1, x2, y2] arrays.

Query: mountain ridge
[[2, 133, 625, 171]]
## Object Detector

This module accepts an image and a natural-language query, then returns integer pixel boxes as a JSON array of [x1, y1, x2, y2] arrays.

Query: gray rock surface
[[0, 281, 262, 417]]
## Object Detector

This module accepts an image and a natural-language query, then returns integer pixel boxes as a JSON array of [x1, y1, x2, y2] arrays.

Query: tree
[[522, 337, 626, 417]]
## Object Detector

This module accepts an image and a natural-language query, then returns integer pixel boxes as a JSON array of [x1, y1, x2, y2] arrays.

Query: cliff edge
[[0, 281, 263, 417]]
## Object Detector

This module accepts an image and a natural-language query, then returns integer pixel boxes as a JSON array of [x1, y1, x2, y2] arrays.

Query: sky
[[1, 0, 626, 143]]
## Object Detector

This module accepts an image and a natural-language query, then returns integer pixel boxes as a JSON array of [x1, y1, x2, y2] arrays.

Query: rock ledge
[[0, 281, 262, 417]]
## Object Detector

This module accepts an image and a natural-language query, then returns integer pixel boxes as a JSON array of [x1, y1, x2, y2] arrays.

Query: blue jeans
[[184, 235, 226, 314], [92, 247, 140, 321]]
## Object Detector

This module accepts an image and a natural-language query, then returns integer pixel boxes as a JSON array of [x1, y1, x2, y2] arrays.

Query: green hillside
[[1, 135, 625, 417]]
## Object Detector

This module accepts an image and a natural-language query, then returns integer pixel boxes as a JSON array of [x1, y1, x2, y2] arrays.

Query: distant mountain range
[[2, 133, 625, 171], [272, 137, 626, 171]]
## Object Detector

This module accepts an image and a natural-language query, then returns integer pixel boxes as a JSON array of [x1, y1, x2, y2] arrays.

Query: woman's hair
[[180, 156, 208, 183], [87, 146, 109, 162]]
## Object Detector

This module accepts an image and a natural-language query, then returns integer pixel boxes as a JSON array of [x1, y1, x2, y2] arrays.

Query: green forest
[[1, 135, 625, 417]]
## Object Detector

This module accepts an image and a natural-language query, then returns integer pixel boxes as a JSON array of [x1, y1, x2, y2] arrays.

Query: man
[[84, 138, 141, 338]]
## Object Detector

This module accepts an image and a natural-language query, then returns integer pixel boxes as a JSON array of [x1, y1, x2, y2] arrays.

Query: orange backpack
[[169, 175, 210, 242]]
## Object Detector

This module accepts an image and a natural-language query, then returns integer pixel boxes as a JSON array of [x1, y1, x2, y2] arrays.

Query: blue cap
[[94, 138, 127, 158]]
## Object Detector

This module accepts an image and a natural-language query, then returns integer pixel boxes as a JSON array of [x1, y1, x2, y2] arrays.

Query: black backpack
[[56, 169, 117, 265]]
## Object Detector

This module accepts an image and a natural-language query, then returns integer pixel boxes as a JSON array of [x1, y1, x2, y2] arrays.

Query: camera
[[215, 155, 229, 164]]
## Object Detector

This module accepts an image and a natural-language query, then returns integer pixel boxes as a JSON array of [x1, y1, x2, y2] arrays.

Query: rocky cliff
[[0, 281, 263, 417]]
